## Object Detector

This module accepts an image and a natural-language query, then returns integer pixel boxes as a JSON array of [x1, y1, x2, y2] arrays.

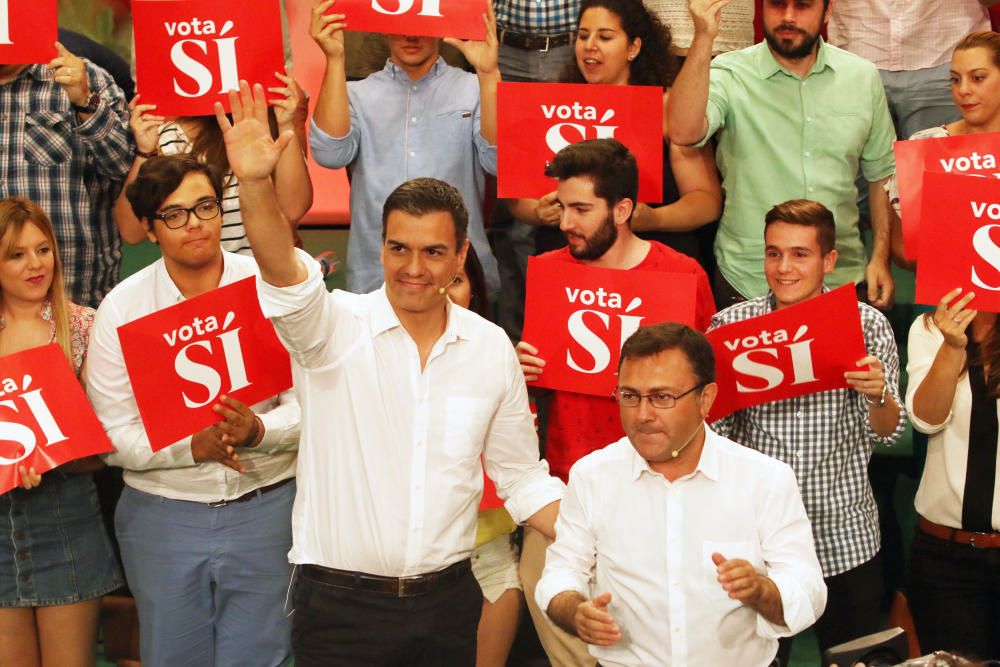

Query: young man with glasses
[[709, 199, 904, 662], [86, 154, 301, 666], [536, 321, 827, 667], [515, 138, 715, 667]]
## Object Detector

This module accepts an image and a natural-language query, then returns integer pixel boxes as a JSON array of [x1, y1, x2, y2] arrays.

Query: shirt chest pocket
[[23, 111, 74, 167], [443, 396, 493, 459], [433, 108, 475, 151]]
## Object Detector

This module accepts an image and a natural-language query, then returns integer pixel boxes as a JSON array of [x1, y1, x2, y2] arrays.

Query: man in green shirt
[[666, 0, 896, 308]]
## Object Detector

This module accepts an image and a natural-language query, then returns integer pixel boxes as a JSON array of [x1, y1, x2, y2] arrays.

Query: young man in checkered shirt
[[709, 199, 905, 662]]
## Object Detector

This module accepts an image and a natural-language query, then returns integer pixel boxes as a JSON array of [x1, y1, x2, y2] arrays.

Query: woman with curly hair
[[513, 0, 722, 272]]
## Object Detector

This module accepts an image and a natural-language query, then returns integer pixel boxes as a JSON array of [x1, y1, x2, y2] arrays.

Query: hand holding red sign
[[706, 284, 867, 422], [894, 131, 1000, 260], [116, 277, 293, 452], [521, 257, 697, 397], [132, 0, 286, 116], [497, 82, 664, 202], [0, 344, 113, 496], [916, 171, 1000, 313], [329, 0, 489, 41], [0, 0, 57, 64]]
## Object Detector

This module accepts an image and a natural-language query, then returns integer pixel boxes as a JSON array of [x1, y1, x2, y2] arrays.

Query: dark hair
[[461, 244, 489, 319], [955, 31, 1000, 68], [125, 154, 224, 222], [545, 138, 638, 216], [764, 199, 836, 255], [559, 0, 679, 87], [381, 177, 469, 247], [618, 322, 716, 387]]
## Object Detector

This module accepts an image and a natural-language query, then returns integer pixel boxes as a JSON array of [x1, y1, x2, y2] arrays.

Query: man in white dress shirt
[[215, 82, 564, 667], [87, 154, 301, 666], [536, 322, 826, 667]]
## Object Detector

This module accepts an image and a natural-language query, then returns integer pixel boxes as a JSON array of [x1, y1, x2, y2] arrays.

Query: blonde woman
[[0, 197, 122, 667]]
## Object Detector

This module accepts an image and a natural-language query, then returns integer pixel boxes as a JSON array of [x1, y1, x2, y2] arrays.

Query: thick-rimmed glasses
[[153, 199, 222, 229], [613, 382, 706, 409]]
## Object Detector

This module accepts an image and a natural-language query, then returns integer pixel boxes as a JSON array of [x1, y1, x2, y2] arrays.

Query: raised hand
[[128, 94, 165, 155], [269, 69, 309, 133], [49, 42, 91, 107], [689, 0, 732, 41], [443, 3, 499, 77], [215, 81, 295, 183], [310, 0, 347, 61], [932, 287, 977, 350]]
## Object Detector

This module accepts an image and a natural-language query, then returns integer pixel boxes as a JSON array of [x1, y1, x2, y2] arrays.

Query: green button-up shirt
[[699, 39, 896, 298]]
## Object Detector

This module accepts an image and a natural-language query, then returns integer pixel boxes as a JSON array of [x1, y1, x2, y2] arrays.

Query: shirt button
[[804, 151, 811, 158], [796, 450, 803, 458], [409, 151, 415, 157], [796, 411, 803, 418], [806, 117, 813, 122], [411, 117, 417, 123], [808, 186, 815, 193]]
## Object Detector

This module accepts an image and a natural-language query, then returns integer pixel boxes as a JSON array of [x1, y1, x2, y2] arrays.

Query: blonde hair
[[0, 197, 73, 363]]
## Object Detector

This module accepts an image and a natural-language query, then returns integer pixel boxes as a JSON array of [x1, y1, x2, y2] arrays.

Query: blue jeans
[[115, 482, 295, 667]]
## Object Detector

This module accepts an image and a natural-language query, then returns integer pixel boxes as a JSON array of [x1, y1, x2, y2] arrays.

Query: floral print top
[[0, 301, 95, 376]]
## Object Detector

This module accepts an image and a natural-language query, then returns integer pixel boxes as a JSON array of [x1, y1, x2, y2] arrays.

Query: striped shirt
[[0, 63, 131, 308], [156, 122, 251, 256], [709, 292, 906, 577], [494, 0, 579, 35]]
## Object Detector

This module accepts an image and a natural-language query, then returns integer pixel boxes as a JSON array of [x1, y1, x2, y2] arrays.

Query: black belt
[[300, 559, 472, 598], [499, 28, 573, 51], [206, 477, 292, 508]]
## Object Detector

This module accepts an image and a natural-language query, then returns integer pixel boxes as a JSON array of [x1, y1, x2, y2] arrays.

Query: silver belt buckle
[[207, 499, 229, 508], [540, 35, 550, 52]]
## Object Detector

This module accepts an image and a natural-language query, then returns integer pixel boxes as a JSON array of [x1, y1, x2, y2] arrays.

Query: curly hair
[[559, 0, 679, 88]]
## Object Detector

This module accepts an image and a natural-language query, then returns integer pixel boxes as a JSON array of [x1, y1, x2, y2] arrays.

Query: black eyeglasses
[[153, 199, 222, 229], [613, 382, 706, 409]]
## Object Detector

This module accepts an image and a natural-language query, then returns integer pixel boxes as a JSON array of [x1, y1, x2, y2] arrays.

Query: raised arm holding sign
[[328, 0, 489, 40]]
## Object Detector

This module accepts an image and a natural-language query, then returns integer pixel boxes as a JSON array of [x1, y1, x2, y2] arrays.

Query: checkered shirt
[[0, 63, 132, 308], [709, 292, 905, 577], [494, 0, 580, 35]]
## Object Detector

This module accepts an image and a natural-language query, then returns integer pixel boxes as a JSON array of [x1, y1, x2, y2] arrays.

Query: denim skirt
[[0, 472, 123, 607]]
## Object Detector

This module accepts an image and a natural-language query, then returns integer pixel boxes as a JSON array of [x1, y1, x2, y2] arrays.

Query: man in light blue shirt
[[308, 0, 502, 294]]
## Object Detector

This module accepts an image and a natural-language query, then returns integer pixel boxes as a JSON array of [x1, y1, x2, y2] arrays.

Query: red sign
[[521, 257, 696, 397], [0, 0, 57, 64], [117, 277, 293, 451], [0, 344, 113, 496], [915, 171, 1000, 313], [497, 82, 665, 203], [333, 0, 488, 40], [707, 285, 867, 421], [894, 132, 1000, 260], [132, 0, 286, 116]]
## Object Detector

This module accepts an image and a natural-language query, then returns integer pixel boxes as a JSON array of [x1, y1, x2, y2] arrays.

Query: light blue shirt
[[310, 58, 499, 294]]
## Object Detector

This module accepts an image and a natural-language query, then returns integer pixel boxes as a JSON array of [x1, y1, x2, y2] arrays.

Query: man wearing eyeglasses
[[86, 154, 301, 667], [514, 138, 715, 667], [708, 199, 904, 664], [536, 322, 827, 667]]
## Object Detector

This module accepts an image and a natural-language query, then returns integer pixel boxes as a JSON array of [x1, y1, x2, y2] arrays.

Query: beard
[[764, 23, 821, 60], [567, 211, 618, 260]]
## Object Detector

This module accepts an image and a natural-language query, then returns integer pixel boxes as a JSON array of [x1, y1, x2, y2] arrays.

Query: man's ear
[[614, 198, 635, 227], [143, 218, 158, 245], [698, 383, 719, 419]]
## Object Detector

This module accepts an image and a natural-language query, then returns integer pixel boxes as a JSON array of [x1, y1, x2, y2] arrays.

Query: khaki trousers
[[518, 526, 596, 667]]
